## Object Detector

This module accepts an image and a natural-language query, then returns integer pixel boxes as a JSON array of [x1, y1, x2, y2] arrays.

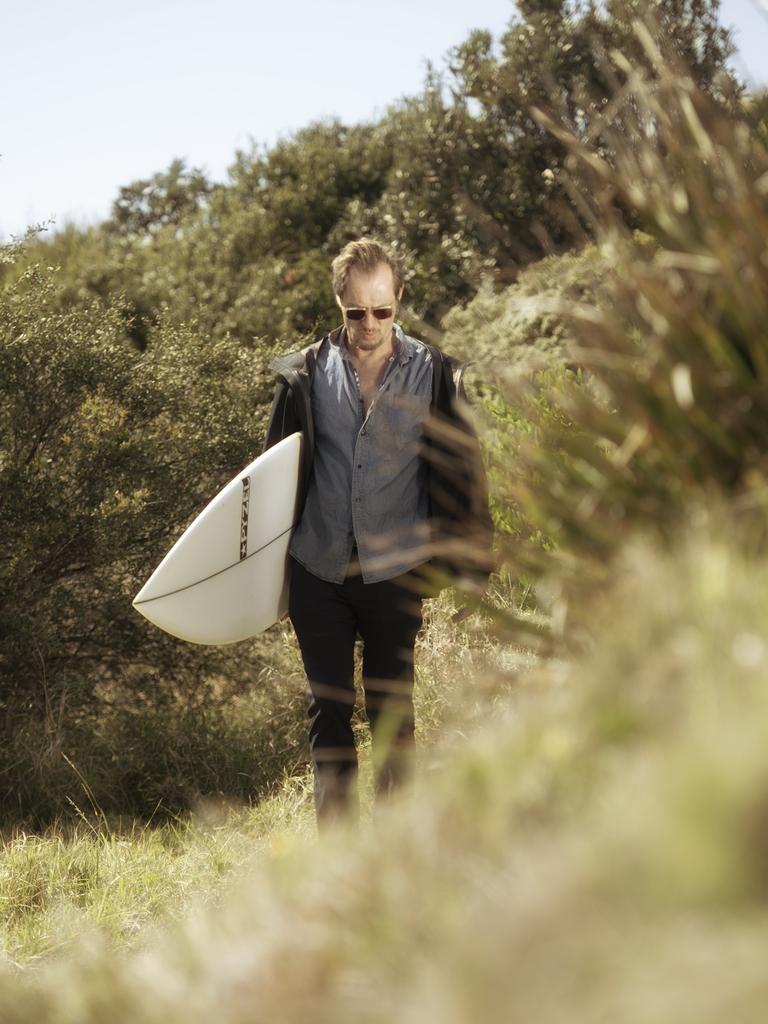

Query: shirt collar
[[393, 324, 415, 365]]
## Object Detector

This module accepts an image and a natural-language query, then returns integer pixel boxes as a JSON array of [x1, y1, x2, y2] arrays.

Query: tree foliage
[[0, 256, 305, 820], [107, 158, 214, 238]]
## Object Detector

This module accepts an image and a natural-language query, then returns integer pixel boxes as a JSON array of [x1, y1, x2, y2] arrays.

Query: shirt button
[[357, 464, 362, 469]]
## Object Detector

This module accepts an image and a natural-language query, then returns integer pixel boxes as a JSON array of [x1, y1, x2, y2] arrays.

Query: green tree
[[602, 0, 734, 92], [442, 0, 737, 277], [107, 158, 213, 238], [0, 252, 303, 820]]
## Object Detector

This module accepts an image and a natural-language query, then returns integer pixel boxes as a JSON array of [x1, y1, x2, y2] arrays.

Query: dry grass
[[2, 535, 768, 1021]]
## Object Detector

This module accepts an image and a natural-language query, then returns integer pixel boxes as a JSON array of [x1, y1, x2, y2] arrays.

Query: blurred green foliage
[[465, 23, 768, 646]]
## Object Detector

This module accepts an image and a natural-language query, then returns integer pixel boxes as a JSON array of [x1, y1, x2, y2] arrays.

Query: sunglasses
[[341, 305, 394, 321]]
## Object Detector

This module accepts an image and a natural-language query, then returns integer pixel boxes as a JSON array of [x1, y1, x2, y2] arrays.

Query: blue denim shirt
[[289, 324, 433, 583]]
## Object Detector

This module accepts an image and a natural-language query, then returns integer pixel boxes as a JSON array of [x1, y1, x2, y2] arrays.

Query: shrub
[[0, 253, 304, 821]]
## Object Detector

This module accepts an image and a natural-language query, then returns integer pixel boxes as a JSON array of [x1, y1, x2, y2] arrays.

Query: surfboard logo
[[240, 476, 250, 560]]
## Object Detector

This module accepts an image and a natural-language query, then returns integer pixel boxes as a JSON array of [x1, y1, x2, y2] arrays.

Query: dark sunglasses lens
[[344, 306, 393, 320]]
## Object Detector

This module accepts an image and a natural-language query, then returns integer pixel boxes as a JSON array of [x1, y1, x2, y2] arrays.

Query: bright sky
[[1, 0, 765, 241]]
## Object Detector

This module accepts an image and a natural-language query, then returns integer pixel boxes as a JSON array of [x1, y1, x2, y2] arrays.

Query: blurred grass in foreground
[[2, 533, 768, 1021]]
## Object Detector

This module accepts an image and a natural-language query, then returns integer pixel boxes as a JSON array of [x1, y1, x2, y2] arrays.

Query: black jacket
[[263, 327, 494, 587]]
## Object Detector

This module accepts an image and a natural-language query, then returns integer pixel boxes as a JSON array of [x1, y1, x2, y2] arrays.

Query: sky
[[1, 0, 766, 241]]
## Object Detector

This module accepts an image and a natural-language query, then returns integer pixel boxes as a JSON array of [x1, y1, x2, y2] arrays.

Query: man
[[264, 239, 492, 825]]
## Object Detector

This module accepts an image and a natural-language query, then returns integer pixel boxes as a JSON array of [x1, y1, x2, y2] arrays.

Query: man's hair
[[331, 238, 405, 300]]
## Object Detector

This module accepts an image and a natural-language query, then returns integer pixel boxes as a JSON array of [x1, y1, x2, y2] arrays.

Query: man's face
[[338, 263, 403, 354]]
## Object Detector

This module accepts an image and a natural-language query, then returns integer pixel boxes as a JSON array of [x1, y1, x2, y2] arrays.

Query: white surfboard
[[133, 432, 303, 645]]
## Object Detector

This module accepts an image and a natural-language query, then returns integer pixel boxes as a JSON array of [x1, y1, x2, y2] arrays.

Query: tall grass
[[451, 22, 768, 645], [0, 624, 309, 825], [2, 535, 768, 1021], [0, 589, 516, 968], [0, 775, 315, 969]]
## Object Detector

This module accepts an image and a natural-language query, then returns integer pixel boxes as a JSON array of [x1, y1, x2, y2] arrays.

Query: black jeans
[[288, 556, 425, 824]]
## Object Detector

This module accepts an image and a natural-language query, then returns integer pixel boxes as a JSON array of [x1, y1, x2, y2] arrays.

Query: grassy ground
[[0, 776, 315, 969], [3, 533, 768, 1021], [0, 586, 519, 972]]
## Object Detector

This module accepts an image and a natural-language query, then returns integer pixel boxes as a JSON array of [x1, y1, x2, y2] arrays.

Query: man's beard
[[352, 330, 387, 352]]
